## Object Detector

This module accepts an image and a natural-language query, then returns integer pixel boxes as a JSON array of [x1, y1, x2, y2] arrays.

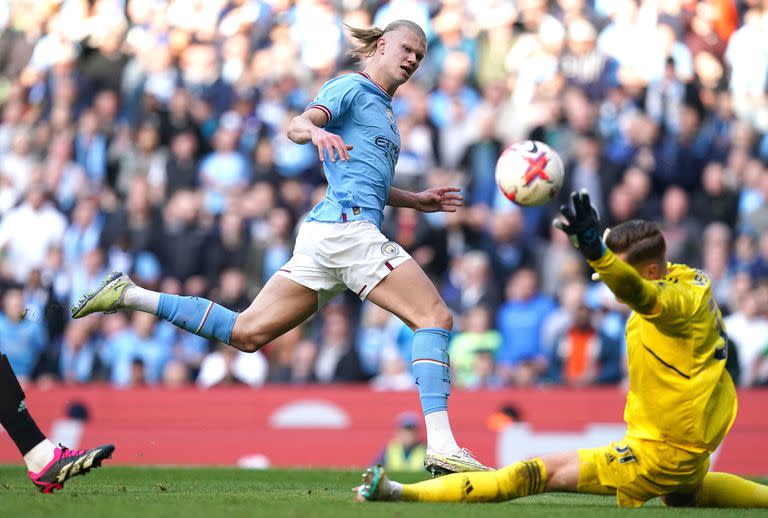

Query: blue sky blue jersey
[[305, 73, 400, 229]]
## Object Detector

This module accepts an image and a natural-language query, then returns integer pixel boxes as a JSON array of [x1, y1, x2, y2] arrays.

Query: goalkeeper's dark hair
[[605, 220, 666, 266], [347, 20, 426, 62]]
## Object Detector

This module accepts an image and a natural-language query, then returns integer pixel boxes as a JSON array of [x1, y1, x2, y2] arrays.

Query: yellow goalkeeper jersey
[[589, 250, 737, 453]]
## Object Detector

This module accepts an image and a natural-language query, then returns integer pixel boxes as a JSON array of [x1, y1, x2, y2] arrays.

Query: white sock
[[384, 479, 403, 500], [123, 285, 161, 313], [424, 410, 460, 453], [24, 439, 56, 473]]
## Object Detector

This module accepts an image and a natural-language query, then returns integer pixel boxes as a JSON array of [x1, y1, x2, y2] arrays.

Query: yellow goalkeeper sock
[[400, 459, 546, 503], [697, 472, 768, 508]]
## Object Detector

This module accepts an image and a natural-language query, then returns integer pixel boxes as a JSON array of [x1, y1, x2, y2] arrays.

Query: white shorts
[[277, 220, 412, 306]]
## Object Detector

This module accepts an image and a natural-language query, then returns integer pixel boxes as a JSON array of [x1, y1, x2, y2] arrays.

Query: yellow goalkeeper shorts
[[577, 437, 710, 508]]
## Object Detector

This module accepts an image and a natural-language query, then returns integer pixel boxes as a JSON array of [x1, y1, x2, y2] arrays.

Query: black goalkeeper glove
[[552, 189, 606, 261]]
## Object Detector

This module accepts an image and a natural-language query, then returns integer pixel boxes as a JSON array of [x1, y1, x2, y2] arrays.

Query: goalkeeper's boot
[[71, 272, 133, 319], [29, 443, 115, 493], [424, 447, 493, 477], [355, 465, 394, 502]]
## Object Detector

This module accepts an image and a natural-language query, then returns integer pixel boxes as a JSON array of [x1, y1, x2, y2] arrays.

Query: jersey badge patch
[[381, 241, 400, 256]]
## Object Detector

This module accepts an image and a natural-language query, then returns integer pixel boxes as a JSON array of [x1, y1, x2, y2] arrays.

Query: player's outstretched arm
[[287, 108, 353, 162], [588, 250, 659, 315], [387, 186, 464, 212], [553, 190, 659, 316]]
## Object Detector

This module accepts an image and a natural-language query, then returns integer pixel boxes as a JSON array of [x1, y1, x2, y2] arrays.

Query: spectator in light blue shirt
[[133, 312, 174, 384], [496, 267, 556, 385], [99, 313, 135, 387], [0, 288, 46, 379], [59, 318, 98, 383], [356, 302, 402, 376], [199, 112, 250, 214], [74, 109, 108, 184], [69, 248, 110, 308], [62, 197, 102, 267], [102, 312, 172, 386], [427, 52, 480, 130]]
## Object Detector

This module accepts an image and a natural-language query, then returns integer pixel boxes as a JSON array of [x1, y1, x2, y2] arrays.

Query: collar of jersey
[[357, 72, 392, 98]]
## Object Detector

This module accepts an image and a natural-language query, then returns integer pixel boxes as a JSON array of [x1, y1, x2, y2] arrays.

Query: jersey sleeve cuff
[[307, 104, 332, 125], [587, 245, 612, 270]]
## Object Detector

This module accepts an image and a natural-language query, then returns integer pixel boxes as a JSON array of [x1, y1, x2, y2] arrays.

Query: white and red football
[[495, 140, 564, 207]]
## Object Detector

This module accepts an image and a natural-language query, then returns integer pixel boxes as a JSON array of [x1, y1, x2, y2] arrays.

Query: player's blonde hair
[[347, 20, 426, 62]]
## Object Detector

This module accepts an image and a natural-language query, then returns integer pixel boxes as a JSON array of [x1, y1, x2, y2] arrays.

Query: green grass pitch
[[0, 466, 765, 517]]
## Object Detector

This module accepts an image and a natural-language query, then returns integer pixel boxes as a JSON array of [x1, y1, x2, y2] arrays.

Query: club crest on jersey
[[385, 107, 395, 124], [381, 241, 399, 256]]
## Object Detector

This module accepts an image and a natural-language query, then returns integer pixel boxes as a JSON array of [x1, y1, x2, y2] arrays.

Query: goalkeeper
[[357, 190, 768, 508]]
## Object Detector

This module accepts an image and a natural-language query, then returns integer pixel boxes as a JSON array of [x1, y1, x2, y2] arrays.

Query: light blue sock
[[156, 294, 238, 344], [411, 327, 451, 415]]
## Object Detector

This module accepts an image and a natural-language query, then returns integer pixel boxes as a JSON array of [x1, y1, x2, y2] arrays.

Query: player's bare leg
[[367, 258, 490, 475], [229, 275, 318, 352], [72, 272, 318, 354], [367, 259, 450, 330]]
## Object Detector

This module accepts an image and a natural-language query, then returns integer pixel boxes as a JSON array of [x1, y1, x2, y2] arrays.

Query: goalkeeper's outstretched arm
[[588, 249, 659, 316]]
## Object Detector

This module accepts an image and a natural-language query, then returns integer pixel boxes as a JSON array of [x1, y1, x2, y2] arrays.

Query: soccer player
[[355, 190, 768, 508], [0, 353, 114, 492], [71, 20, 488, 474]]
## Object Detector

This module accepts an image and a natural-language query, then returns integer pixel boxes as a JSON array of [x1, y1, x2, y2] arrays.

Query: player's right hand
[[311, 128, 353, 162]]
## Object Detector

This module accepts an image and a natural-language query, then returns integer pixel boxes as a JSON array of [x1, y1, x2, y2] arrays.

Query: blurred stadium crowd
[[1, 0, 768, 389]]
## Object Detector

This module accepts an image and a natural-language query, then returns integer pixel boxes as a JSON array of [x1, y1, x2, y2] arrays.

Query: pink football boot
[[28, 444, 115, 493]]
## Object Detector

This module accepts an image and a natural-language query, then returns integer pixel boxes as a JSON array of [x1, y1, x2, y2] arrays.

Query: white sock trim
[[23, 439, 56, 474], [424, 410, 460, 453], [123, 285, 161, 314]]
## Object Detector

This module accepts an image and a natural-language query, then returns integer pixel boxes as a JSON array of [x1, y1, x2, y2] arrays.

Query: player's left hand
[[414, 186, 464, 213], [553, 189, 605, 261]]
